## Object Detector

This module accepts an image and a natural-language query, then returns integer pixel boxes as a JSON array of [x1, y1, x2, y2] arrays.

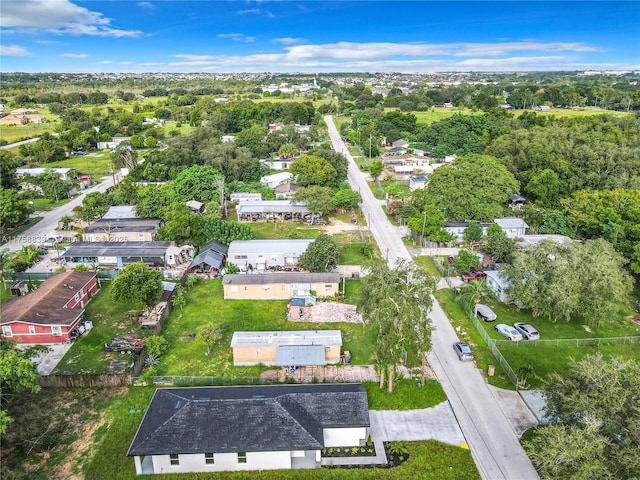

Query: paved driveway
[[370, 402, 466, 446]]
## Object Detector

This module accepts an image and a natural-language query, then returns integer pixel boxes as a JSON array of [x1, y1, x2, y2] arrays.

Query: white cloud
[[272, 37, 304, 45], [236, 9, 274, 18], [60, 53, 88, 58], [140, 62, 164, 66], [119, 61, 133, 65], [217, 33, 255, 43], [137, 2, 155, 9], [0, 44, 30, 56], [98, 60, 114, 64], [1, 0, 143, 38]]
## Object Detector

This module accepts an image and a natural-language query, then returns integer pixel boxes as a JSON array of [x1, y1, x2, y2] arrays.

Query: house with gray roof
[[236, 200, 310, 222], [494, 217, 528, 238], [222, 272, 340, 299], [231, 330, 342, 366], [61, 241, 187, 268], [226, 239, 313, 272], [484, 270, 511, 303], [189, 240, 229, 275], [127, 384, 370, 474]]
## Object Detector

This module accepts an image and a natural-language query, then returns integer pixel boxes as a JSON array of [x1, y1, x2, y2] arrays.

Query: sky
[[1, 1, 639, 73]]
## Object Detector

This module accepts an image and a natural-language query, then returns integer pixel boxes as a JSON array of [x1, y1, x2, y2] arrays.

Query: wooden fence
[[39, 373, 131, 388]]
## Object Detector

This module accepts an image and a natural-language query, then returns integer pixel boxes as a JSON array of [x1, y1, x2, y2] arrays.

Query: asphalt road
[[324, 115, 539, 480], [1, 174, 117, 253]]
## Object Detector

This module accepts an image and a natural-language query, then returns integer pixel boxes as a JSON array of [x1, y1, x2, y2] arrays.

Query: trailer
[[104, 338, 144, 354]]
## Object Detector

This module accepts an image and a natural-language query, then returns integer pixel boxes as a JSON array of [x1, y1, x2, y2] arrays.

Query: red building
[[0, 271, 99, 344]]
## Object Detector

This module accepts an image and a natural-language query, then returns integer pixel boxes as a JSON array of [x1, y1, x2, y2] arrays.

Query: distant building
[[409, 175, 428, 191]]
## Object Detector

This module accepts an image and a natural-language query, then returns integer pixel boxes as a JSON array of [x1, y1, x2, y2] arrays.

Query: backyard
[[154, 279, 378, 378]]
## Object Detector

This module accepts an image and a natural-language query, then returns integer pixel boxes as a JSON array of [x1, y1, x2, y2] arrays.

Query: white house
[[260, 172, 293, 189], [494, 217, 528, 238], [127, 384, 370, 474], [226, 239, 313, 272], [485, 270, 511, 303], [97, 136, 130, 149]]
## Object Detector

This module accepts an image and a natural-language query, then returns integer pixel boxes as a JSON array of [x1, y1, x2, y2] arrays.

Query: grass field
[[53, 280, 151, 375], [434, 288, 640, 389], [42, 152, 115, 177], [155, 279, 377, 377]]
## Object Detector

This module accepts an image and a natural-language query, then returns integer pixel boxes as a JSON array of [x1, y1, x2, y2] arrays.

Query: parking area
[[18, 343, 73, 375]]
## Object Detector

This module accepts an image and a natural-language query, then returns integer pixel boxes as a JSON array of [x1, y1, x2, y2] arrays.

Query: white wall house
[[494, 217, 528, 238], [128, 384, 370, 474], [485, 270, 511, 303], [226, 239, 313, 271]]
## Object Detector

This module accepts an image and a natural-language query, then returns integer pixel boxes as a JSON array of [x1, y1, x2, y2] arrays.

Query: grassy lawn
[[80, 385, 478, 480], [43, 152, 115, 177], [53, 280, 150, 374], [249, 221, 324, 240], [343, 279, 361, 305], [434, 288, 640, 389], [28, 196, 74, 212], [0, 117, 61, 144], [364, 379, 447, 410], [414, 255, 443, 278], [155, 280, 377, 377]]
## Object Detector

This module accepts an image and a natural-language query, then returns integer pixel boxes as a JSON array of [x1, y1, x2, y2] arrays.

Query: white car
[[494, 323, 523, 341], [475, 304, 497, 322], [513, 322, 540, 340]]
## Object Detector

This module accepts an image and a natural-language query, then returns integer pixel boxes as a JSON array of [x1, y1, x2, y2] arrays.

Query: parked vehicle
[[475, 304, 497, 322], [461, 271, 486, 282], [495, 324, 523, 341], [513, 322, 540, 340], [104, 338, 144, 354], [453, 342, 474, 361]]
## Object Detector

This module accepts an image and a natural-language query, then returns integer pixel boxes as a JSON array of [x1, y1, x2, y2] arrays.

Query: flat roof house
[[236, 200, 310, 222], [494, 217, 528, 238], [231, 330, 342, 366], [82, 214, 162, 242], [0, 271, 98, 344], [484, 270, 511, 304], [127, 384, 370, 474], [61, 241, 184, 267], [222, 272, 340, 299], [226, 239, 313, 272]]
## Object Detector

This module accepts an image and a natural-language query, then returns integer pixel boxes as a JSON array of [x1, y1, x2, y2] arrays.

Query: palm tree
[[456, 279, 495, 317]]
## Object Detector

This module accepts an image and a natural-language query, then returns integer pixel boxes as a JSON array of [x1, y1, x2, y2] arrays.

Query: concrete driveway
[[370, 401, 466, 446], [19, 343, 72, 375]]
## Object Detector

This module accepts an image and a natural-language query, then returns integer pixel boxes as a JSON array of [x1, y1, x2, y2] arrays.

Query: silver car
[[475, 304, 497, 322], [513, 322, 540, 340], [495, 323, 523, 341]]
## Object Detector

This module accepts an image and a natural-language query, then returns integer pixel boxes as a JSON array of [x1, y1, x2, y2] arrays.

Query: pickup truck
[[104, 338, 144, 354], [461, 270, 487, 282]]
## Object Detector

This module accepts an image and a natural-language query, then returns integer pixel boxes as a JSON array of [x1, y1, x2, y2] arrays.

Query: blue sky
[[1, 1, 639, 73]]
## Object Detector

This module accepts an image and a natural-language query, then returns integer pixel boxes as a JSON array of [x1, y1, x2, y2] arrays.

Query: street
[[1, 174, 116, 253], [324, 115, 539, 480]]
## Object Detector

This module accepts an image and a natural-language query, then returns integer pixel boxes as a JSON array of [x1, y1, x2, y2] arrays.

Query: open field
[[435, 288, 640, 389], [41, 152, 115, 177]]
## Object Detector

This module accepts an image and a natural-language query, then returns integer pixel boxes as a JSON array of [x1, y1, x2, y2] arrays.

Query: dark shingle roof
[[62, 241, 172, 258], [83, 218, 161, 234], [127, 384, 369, 456], [201, 239, 229, 255]]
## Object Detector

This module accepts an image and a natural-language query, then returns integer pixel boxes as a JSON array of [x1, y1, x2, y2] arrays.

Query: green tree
[[525, 354, 640, 479], [0, 340, 42, 434], [525, 169, 564, 207], [407, 205, 446, 242], [34, 171, 71, 201], [504, 239, 632, 326], [484, 224, 517, 263], [456, 279, 494, 317], [144, 335, 168, 357], [197, 323, 222, 356], [111, 262, 163, 309], [298, 234, 340, 272], [290, 154, 337, 187], [454, 249, 481, 275], [0, 188, 30, 234], [334, 186, 360, 211], [173, 165, 222, 202], [293, 186, 336, 221], [368, 159, 385, 179], [277, 143, 298, 158], [357, 260, 435, 393], [421, 154, 519, 221], [157, 202, 206, 246], [463, 221, 484, 243]]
